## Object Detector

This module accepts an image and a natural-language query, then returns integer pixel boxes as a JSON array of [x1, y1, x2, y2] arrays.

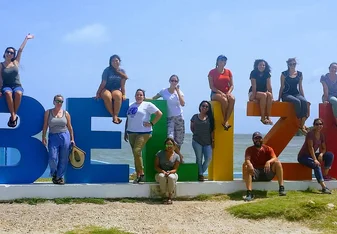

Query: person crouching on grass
[[242, 132, 286, 201]]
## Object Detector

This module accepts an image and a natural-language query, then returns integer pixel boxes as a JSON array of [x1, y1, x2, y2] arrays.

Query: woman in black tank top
[[0, 33, 34, 128], [277, 58, 309, 134]]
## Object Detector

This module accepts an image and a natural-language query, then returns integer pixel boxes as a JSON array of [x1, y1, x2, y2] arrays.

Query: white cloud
[[63, 24, 109, 44]]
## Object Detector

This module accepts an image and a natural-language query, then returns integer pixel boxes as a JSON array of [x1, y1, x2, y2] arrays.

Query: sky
[[0, 0, 336, 134]]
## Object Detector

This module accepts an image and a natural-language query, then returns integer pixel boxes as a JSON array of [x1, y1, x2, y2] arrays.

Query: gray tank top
[[48, 109, 68, 134], [1, 62, 21, 88]]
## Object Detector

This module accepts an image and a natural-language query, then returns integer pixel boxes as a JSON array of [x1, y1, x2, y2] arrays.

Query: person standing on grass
[[190, 100, 214, 181], [242, 131, 286, 201], [298, 118, 334, 194]]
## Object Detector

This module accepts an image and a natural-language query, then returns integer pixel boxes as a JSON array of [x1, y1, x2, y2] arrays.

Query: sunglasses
[[55, 100, 64, 104], [314, 123, 323, 126], [5, 51, 14, 55], [201, 105, 209, 108], [253, 137, 262, 140], [170, 80, 178, 83], [288, 63, 296, 66]]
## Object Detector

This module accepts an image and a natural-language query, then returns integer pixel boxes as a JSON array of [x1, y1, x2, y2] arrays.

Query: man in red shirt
[[243, 131, 286, 201]]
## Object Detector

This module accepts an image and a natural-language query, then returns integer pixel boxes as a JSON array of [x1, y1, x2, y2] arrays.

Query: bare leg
[[225, 94, 235, 125], [111, 90, 122, 123], [266, 92, 273, 124], [100, 89, 114, 119], [4, 91, 15, 121], [242, 163, 253, 191], [14, 91, 23, 116], [272, 161, 284, 186], [254, 92, 267, 123], [211, 93, 228, 126]]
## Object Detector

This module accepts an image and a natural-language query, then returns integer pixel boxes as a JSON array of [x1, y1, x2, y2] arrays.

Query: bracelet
[[150, 121, 154, 126]]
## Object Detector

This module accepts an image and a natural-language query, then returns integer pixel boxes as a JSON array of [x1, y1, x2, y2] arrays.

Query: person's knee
[[14, 91, 22, 98], [325, 151, 334, 160], [112, 92, 122, 101], [168, 174, 177, 180], [4, 91, 12, 98], [274, 160, 282, 169], [228, 94, 235, 102], [266, 92, 272, 99]]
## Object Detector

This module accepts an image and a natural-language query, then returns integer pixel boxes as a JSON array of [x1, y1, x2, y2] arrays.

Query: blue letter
[[65, 98, 129, 183], [0, 96, 48, 183]]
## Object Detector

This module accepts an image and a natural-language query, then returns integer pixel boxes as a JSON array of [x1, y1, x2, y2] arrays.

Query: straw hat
[[69, 145, 85, 169]]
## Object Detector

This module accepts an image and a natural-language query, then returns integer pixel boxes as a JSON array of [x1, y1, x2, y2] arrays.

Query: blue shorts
[[2, 86, 24, 94]]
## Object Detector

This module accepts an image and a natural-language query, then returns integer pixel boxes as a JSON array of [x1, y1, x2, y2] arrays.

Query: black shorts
[[252, 168, 275, 181]]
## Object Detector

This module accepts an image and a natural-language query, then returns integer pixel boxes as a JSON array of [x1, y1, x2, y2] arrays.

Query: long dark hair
[[199, 100, 215, 132], [3, 47, 17, 62], [253, 59, 271, 74]]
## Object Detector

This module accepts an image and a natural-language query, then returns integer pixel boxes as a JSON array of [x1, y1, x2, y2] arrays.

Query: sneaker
[[198, 175, 205, 182], [137, 174, 145, 183], [279, 186, 286, 196], [323, 175, 336, 181], [322, 187, 332, 194], [244, 191, 254, 201]]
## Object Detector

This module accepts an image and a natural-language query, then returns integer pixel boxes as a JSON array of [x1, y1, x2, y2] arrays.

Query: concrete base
[[0, 180, 336, 200]]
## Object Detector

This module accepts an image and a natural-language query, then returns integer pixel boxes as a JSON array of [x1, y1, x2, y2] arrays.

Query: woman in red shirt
[[208, 55, 235, 130]]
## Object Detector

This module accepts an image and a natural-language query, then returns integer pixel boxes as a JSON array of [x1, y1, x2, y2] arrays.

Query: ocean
[[91, 133, 306, 172]]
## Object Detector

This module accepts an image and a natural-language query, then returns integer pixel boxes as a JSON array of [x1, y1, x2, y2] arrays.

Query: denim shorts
[[2, 86, 24, 94]]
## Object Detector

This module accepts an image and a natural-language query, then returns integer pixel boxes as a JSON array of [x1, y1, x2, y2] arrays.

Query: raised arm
[[15, 34, 34, 65], [175, 87, 185, 106], [277, 74, 285, 101], [65, 111, 75, 144]]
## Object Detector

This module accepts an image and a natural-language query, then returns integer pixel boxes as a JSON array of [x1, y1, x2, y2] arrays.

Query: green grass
[[227, 189, 337, 233], [65, 226, 132, 234]]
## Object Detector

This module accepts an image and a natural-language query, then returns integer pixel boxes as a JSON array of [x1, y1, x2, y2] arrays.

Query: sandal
[[55, 178, 65, 185], [260, 119, 269, 125], [222, 123, 231, 131], [167, 199, 173, 205], [12, 116, 18, 127], [112, 117, 122, 124], [266, 118, 273, 125]]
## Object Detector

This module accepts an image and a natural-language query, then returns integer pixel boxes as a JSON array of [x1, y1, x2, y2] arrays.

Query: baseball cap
[[216, 55, 227, 61], [252, 131, 263, 139]]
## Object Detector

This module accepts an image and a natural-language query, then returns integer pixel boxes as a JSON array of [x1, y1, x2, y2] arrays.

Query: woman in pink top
[[208, 55, 235, 131], [297, 118, 334, 194]]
